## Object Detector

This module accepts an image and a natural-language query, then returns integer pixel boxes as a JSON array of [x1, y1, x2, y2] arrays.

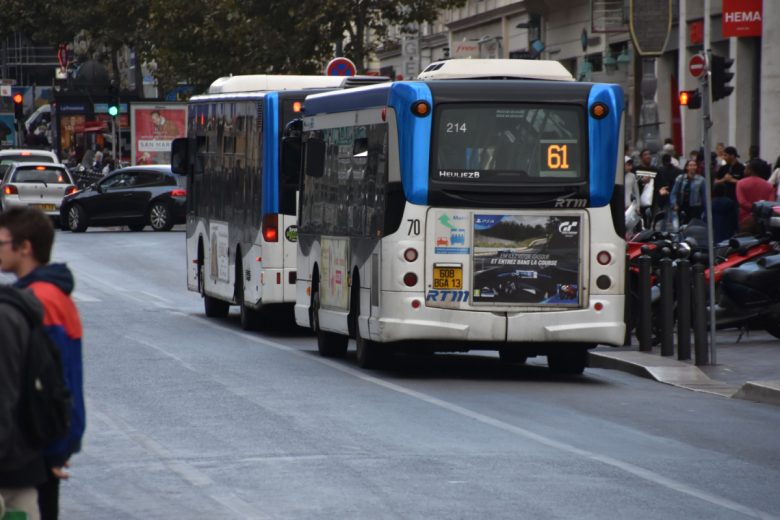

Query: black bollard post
[[676, 258, 692, 360], [692, 263, 709, 365], [624, 253, 632, 346], [659, 248, 674, 356], [637, 248, 653, 352]]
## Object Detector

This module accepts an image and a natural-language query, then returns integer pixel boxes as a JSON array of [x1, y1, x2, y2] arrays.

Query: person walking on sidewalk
[[714, 146, 745, 203], [0, 286, 47, 520], [0, 207, 85, 520]]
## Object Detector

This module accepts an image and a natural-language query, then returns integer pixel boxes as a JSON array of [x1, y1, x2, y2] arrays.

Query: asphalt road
[[19, 229, 780, 519]]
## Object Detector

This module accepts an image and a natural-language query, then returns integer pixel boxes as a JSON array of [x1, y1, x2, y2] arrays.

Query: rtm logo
[[554, 198, 587, 208], [426, 290, 470, 302]]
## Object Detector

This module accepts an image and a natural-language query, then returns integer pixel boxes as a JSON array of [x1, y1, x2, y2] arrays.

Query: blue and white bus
[[292, 60, 626, 373], [171, 74, 385, 329]]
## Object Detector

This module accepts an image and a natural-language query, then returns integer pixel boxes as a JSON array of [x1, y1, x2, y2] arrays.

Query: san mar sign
[[722, 0, 762, 38], [629, 0, 672, 56]]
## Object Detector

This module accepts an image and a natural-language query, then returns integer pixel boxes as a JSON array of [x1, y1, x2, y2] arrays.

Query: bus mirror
[[305, 137, 325, 179], [171, 138, 189, 174], [282, 137, 302, 184]]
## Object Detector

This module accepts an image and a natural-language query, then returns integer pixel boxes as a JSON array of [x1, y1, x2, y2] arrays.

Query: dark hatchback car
[[60, 165, 186, 232]]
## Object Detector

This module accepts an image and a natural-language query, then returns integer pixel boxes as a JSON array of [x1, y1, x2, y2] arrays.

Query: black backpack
[[0, 287, 72, 448]]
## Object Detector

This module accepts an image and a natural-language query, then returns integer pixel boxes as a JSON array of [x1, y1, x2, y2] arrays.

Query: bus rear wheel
[[312, 290, 348, 358], [547, 347, 589, 375], [355, 325, 387, 369], [199, 260, 229, 318]]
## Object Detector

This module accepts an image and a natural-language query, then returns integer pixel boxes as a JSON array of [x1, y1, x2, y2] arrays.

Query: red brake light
[[597, 251, 612, 265], [403, 248, 418, 262], [20, 151, 31, 156], [171, 188, 187, 198], [65, 186, 77, 195], [403, 272, 418, 287], [3, 185, 18, 195], [35, 165, 46, 170], [773, 207, 780, 216], [262, 213, 278, 242]]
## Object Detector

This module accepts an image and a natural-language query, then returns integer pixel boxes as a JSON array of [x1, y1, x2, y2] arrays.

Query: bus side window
[[194, 136, 207, 175]]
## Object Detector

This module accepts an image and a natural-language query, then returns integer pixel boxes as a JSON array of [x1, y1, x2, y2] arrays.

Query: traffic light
[[107, 103, 119, 117], [12, 92, 23, 121], [679, 89, 702, 109], [711, 54, 734, 101]]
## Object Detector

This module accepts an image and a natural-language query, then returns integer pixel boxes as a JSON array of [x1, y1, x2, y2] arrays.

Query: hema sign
[[722, 0, 762, 38]]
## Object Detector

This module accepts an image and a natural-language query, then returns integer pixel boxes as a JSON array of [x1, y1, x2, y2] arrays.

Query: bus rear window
[[432, 104, 584, 184]]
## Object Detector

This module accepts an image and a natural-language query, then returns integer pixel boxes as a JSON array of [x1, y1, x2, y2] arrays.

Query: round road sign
[[689, 54, 706, 78], [325, 57, 356, 77]]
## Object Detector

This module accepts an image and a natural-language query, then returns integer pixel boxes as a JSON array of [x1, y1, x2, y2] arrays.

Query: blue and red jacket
[[15, 263, 85, 468]]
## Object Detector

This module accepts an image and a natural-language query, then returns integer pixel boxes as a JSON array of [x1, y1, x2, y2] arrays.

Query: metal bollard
[[637, 248, 653, 352], [676, 258, 692, 360], [659, 249, 675, 356], [624, 253, 632, 346], [692, 263, 709, 365]]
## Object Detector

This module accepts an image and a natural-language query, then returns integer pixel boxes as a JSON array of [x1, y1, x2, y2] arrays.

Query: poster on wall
[[130, 103, 187, 165], [0, 113, 15, 147], [472, 214, 581, 306]]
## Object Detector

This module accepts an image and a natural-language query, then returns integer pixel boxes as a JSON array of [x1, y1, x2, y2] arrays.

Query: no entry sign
[[689, 54, 706, 78]]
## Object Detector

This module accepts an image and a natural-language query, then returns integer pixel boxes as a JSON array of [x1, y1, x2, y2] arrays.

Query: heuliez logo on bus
[[438, 170, 480, 179], [426, 290, 469, 302]]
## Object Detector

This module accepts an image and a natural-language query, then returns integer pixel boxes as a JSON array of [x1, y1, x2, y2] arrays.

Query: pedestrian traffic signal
[[711, 54, 734, 101], [107, 104, 119, 117], [679, 89, 702, 109], [12, 92, 23, 121]]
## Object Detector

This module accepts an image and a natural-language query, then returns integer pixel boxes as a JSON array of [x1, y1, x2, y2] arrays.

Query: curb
[[589, 350, 780, 406]]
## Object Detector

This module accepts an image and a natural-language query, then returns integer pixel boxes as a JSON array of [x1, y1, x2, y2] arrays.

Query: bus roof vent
[[208, 74, 352, 94], [341, 76, 391, 88], [417, 59, 574, 82]]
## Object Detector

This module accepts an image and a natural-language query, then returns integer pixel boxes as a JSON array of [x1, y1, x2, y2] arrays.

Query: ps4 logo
[[426, 290, 470, 302], [554, 198, 587, 208]]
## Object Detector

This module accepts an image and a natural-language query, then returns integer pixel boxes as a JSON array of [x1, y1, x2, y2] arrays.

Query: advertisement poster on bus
[[0, 113, 15, 147], [209, 221, 229, 283], [130, 103, 187, 165], [472, 214, 581, 306], [320, 237, 349, 309]]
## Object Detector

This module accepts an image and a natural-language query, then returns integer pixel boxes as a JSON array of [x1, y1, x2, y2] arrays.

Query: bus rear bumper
[[367, 292, 625, 347]]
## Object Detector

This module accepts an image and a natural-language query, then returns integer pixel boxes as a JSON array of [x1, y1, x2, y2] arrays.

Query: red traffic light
[[679, 89, 701, 109], [12, 93, 23, 105]]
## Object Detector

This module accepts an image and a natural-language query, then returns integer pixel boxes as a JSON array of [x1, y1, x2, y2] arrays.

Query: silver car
[[0, 162, 77, 222]]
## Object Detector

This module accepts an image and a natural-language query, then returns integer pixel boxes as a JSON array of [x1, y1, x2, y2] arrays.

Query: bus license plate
[[32, 204, 56, 211], [433, 265, 462, 290]]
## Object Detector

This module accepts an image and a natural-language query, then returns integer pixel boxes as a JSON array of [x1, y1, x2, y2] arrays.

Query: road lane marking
[[88, 402, 271, 519], [194, 316, 778, 520]]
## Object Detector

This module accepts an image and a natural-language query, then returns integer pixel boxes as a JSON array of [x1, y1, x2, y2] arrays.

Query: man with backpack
[[0, 287, 48, 520], [0, 207, 85, 520]]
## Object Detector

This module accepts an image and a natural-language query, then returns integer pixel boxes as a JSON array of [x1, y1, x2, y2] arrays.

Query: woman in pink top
[[736, 159, 775, 224]]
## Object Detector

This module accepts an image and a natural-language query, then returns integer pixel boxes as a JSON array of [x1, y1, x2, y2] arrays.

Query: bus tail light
[[596, 251, 611, 265], [403, 248, 418, 262], [171, 189, 187, 198], [403, 272, 418, 287], [263, 214, 278, 242], [3, 185, 18, 195], [65, 186, 77, 195]]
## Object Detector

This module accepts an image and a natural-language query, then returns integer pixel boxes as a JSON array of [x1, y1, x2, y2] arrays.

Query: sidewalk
[[589, 329, 780, 406]]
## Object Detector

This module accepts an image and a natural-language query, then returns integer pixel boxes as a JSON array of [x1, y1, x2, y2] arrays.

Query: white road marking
[[193, 316, 778, 520], [88, 402, 271, 519]]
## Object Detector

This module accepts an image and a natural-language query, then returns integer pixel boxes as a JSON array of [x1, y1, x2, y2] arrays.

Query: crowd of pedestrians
[[624, 139, 780, 242]]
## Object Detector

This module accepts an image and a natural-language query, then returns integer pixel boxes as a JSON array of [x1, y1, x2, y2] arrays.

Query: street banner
[[0, 113, 16, 147], [130, 103, 187, 165], [472, 214, 581, 306]]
